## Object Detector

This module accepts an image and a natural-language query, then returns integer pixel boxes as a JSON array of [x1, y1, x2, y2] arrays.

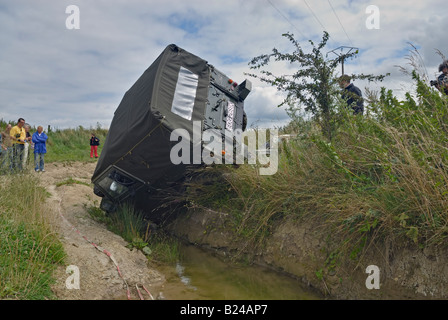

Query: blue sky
[[0, 0, 447, 130]]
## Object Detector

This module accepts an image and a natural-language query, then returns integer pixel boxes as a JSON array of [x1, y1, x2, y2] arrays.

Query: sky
[[0, 0, 447, 130]]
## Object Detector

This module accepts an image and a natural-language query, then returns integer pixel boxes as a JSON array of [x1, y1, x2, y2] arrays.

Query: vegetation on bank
[[185, 72, 448, 269], [86, 203, 180, 264], [0, 174, 65, 299]]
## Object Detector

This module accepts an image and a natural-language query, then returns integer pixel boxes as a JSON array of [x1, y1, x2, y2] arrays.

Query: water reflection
[[158, 244, 321, 300], [175, 262, 197, 290]]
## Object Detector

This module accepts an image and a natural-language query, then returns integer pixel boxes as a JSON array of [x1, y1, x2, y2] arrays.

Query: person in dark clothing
[[90, 133, 100, 158], [242, 111, 247, 131], [436, 61, 448, 95], [338, 75, 364, 115]]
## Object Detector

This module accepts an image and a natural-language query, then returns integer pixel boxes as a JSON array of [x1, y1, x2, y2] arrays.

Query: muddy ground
[[39, 161, 164, 300]]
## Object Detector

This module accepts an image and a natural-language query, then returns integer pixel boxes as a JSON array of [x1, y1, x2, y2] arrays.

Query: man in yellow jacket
[[10, 118, 26, 171]]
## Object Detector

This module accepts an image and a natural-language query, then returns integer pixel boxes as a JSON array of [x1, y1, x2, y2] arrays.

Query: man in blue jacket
[[32, 126, 48, 172], [338, 75, 364, 115]]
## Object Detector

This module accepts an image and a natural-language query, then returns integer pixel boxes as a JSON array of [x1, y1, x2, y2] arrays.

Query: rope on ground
[[136, 284, 144, 300], [139, 284, 155, 300], [56, 193, 131, 300]]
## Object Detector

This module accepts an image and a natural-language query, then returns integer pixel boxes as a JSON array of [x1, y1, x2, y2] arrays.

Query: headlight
[[110, 181, 118, 192]]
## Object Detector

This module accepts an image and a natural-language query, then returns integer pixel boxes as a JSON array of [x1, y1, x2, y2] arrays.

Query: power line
[[326, 0, 366, 76], [266, 0, 365, 76], [302, 0, 326, 32], [301, 0, 339, 49], [327, 0, 353, 47], [265, 0, 307, 40]]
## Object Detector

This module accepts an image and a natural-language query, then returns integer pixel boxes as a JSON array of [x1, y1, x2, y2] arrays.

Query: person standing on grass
[[22, 123, 33, 168], [10, 118, 26, 171], [0, 125, 4, 168], [90, 132, 100, 158], [1, 124, 13, 171], [32, 126, 48, 172]]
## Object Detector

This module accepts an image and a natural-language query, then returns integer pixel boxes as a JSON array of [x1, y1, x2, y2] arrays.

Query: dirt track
[[38, 161, 165, 300]]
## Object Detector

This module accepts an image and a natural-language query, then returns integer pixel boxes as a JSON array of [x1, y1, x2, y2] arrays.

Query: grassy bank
[[183, 73, 448, 263], [0, 173, 65, 299], [0, 124, 107, 300], [45, 126, 108, 163], [0, 122, 99, 300]]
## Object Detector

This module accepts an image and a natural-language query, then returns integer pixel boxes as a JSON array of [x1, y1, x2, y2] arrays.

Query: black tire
[[93, 185, 105, 197]]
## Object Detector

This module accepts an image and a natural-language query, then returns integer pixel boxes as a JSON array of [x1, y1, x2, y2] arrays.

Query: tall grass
[[0, 173, 65, 299]]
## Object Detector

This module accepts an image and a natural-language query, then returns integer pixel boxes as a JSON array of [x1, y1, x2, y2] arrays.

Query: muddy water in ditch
[[152, 244, 322, 300]]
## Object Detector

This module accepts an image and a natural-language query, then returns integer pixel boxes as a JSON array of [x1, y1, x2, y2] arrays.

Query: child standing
[[32, 126, 48, 172], [90, 133, 100, 158]]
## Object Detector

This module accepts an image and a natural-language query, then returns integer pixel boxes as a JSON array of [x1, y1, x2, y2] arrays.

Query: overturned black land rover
[[91, 44, 251, 222]]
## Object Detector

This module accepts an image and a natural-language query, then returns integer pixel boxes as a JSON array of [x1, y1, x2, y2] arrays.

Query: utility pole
[[327, 46, 359, 75]]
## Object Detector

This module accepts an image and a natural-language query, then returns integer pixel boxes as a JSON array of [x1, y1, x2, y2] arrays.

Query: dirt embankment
[[40, 162, 164, 300], [167, 206, 448, 299]]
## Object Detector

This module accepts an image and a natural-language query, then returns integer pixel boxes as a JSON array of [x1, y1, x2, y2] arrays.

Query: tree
[[247, 31, 388, 141]]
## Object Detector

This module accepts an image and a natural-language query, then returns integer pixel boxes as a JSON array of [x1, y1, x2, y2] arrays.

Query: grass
[[45, 126, 108, 163], [0, 122, 104, 300], [0, 173, 66, 300], [86, 203, 180, 264]]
